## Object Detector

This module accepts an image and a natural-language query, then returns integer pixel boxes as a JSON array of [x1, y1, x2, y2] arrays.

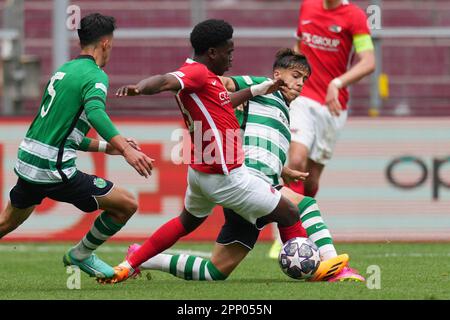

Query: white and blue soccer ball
[[278, 237, 321, 280]]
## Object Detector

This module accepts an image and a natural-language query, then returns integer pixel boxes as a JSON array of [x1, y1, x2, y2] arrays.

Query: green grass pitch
[[0, 242, 449, 300]]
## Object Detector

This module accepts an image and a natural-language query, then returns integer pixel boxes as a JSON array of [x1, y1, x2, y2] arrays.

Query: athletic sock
[[70, 211, 125, 260], [278, 221, 306, 243], [297, 197, 337, 260], [127, 216, 187, 269], [141, 254, 227, 281], [288, 180, 305, 195]]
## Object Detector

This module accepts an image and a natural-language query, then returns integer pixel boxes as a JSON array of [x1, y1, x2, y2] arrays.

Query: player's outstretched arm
[[116, 74, 182, 97], [109, 135, 154, 178], [79, 137, 142, 155], [229, 79, 285, 108], [219, 76, 237, 92]]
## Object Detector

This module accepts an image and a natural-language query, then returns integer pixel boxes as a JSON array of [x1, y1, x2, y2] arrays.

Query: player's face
[[274, 67, 309, 102], [212, 39, 234, 76]]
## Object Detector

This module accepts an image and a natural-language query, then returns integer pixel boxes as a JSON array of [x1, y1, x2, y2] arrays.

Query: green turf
[[0, 242, 449, 300]]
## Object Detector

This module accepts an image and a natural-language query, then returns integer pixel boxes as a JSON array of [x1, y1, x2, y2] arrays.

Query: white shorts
[[184, 165, 281, 225], [289, 96, 347, 165]]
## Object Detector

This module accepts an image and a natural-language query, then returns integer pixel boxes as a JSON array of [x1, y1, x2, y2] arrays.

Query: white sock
[[140, 253, 173, 271], [70, 241, 93, 260], [319, 244, 338, 261]]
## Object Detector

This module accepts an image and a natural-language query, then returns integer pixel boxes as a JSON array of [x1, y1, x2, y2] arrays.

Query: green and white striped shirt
[[15, 56, 116, 184], [232, 75, 291, 186]]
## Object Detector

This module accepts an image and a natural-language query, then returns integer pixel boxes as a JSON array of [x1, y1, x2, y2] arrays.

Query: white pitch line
[[0, 244, 212, 258]]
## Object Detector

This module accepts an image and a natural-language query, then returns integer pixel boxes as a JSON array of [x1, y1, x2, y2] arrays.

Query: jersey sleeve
[[169, 63, 208, 93], [82, 72, 120, 142], [350, 7, 371, 36], [83, 71, 109, 112], [231, 76, 269, 91]]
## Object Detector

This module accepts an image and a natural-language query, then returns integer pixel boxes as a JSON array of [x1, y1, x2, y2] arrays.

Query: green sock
[[70, 212, 125, 260], [298, 197, 337, 260], [141, 253, 227, 281], [169, 254, 227, 281]]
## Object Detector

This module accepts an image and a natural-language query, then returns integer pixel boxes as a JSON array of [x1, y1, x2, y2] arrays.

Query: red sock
[[288, 180, 304, 195], [127, 217, 188, 269], [278, 221, 307, 244]]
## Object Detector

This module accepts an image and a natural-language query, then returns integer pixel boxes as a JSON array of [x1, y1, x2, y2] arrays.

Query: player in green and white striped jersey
[[128, 49, 363, 282], [0, 14, 153, 279]]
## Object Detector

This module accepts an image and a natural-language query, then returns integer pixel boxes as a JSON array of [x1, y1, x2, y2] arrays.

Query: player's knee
[[284, 201, 301, 225], [123, 195, 138, 216], [271, 198, 300, 227], [110, 193, 138, 220], [304, 180, 319, 197]]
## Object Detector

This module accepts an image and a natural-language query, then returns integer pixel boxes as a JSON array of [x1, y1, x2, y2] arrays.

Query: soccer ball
[[278, 237, 321, 280]]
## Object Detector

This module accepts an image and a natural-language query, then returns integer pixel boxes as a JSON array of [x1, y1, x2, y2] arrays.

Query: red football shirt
[[296, 0, 371, 110], [170, 58, 243, 175]]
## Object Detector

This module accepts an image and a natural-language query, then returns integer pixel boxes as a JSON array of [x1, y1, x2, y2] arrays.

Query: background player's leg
[[303, 159, 324, 197], [287, 141, 309, 195], [68, 186, 138, 261], [0, 202, 35, 239]]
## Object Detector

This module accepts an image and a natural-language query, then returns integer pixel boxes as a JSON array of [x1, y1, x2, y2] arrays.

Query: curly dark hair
[[190, 19, 234, 55], [78, 13, 116, 47], [273, 48, 312, 76]]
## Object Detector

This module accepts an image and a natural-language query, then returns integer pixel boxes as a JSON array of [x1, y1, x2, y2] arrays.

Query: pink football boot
[[328, 266, 365, 282]]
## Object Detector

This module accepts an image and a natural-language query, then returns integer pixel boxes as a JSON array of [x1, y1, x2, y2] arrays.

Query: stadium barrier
[[0, 118, 449, 242]]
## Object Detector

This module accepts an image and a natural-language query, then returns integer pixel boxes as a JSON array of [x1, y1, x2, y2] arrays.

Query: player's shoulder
[[84, 66, 109, 86], [231, 75, 269, 89], [179, 59, 209, 74]]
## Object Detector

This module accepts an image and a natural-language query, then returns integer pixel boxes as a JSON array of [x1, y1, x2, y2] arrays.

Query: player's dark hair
[[273, 48, 312, 76], [78, 13, 116, 47], [190, 19, 234, 55]]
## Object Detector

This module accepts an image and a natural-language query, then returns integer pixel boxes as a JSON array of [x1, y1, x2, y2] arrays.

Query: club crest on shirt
[[93, 177, 107, 189], [329, 25, 342, 33]]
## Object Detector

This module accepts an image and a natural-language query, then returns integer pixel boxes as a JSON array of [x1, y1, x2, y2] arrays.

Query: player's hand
[[122, 145, 154, 178], [250, 79, 285, 96], [281, 167, 309, 185], [281, 85, 302, 101], [116, 85, 140, 97], [325, 82, 342, 116], [125, 137, 142, 151], [107, 137, 142, 155]]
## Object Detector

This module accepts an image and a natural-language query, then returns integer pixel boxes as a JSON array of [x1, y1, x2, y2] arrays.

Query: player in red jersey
[[288, 0, 376, 197], [100, 19, 321, 284]]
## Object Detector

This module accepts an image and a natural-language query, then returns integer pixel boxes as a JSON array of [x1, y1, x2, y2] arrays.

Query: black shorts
[[216, 185, 283, 250], [10, 171, 114, 212]]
